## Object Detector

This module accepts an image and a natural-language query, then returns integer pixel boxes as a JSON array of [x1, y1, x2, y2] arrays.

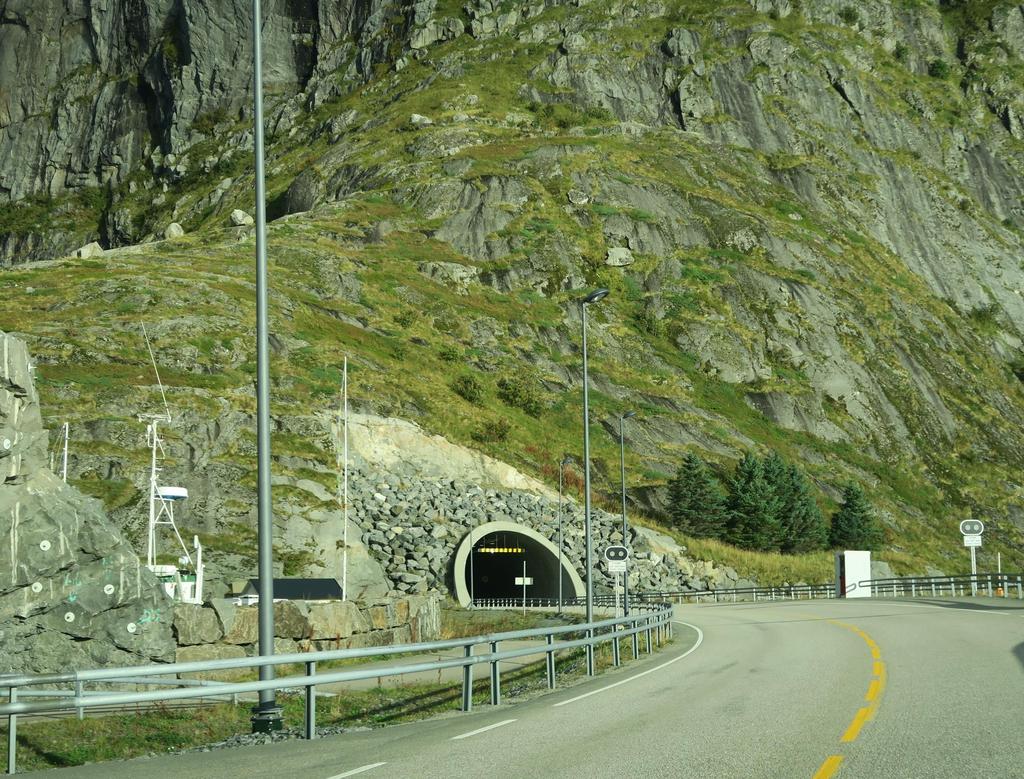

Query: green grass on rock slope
[[5, 0, 1024, 580]]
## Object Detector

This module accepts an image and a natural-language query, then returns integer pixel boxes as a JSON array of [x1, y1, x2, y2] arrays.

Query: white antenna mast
[[137, 322, 202, 603], [61, 422, 69, 482], [141, 322, 171, 424]]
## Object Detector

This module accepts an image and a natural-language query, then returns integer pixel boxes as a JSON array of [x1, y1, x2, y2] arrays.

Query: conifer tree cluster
[[667, 451, 882, 554], [828, 483, 884, 550]]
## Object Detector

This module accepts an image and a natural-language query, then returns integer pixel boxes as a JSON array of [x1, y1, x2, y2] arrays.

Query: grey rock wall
[[172, 593, 441, 661], [0, 330, 174, 673], [345, 462, 736, 597]]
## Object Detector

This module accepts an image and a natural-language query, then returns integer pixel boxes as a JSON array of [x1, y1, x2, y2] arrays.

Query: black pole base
[[251, 703, 284, 733]]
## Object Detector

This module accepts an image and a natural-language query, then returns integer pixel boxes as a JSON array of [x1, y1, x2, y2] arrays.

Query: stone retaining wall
[[344, 463, 745, 598], [172, 594, 442, 663]]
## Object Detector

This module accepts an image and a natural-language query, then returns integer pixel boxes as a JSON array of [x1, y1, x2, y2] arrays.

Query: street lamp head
[[581, 288, 610, 305], [622, 410, 636, 420]]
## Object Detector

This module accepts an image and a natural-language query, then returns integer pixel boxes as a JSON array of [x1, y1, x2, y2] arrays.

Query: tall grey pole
[[619, 415, 629, 617], [557, 460, 564, 615], [580, 289, 608, 674], [251, 0, 280, 733], [581, 303, 594, 628]]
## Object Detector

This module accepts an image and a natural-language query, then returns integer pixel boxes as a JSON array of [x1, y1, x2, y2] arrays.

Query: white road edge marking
[[865, 601, 1016, 617], [327, 762, 388, 778], [450, 718, 517, 740], [552, 620, 704, 708]]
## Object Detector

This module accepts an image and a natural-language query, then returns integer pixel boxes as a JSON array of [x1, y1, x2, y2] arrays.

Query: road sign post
[[614, 572, 620, 618], [605, 546, 629, 616], [514, 562, 534, 614], [960, 520, 984, 596]]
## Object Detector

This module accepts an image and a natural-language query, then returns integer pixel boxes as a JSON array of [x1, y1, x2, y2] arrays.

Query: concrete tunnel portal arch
[[452, 521, 586, 606]]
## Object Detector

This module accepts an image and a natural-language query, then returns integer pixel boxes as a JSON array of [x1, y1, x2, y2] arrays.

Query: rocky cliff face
[[0, 0, 440, 261], [0, 330, 174, 673], [0, 0, 403, 202], [4, 0, 1024, 579]]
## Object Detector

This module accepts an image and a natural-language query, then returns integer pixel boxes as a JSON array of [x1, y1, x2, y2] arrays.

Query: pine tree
[[829, 483, 884, 550], [760, 452, 790, 551], [724, 452, 782, 551], [778, 464, 828, 553], [667, 452, 727, 538]]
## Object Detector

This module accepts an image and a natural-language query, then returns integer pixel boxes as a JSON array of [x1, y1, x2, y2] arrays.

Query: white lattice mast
[[60, 422, 69, 482], [139, 324, 201, 603]]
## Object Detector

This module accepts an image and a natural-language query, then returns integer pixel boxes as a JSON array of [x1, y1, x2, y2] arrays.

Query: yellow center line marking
[[810, 619, 888, 775], [841, 707, 871, 742], [812, 755, 844, 779]]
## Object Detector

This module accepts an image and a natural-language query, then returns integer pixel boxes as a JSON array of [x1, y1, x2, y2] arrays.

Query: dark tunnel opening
[[466, 531, 575, 601]]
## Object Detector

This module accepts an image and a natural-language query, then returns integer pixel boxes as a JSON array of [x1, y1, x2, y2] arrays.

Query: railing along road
[[1, 602, 672, 775]]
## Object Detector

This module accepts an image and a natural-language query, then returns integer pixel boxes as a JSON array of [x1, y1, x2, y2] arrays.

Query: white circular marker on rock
[[31, 582, 42, 593], [64, 612, 75, 623], [1, 438, 10, 450], [103, 584, 115, 595], [126, 623, 137, 634], [39, 540, 51, 551]]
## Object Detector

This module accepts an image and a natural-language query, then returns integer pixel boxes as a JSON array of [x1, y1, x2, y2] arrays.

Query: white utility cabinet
[[835, 550, 872, 598]]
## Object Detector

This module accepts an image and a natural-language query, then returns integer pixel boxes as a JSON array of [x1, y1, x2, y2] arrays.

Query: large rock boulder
[[0, 330, 174, 673], [307, 601, 369, 640], [173, 603, 224, 646]]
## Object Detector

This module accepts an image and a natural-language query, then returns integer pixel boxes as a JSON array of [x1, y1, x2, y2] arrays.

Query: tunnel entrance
[[451, 521, 585, 606]]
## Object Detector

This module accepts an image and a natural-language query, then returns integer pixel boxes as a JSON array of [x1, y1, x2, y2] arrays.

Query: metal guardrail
[[1, 602, 672, 774], [856, 573, 1024, 599], [637, 572, 1024, 605], [636, 583, 837, 603], [471, 595, 621, 609]]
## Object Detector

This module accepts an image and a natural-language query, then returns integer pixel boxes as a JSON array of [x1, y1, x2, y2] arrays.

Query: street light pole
[[250, 0, 280, 734], [619, 410, 636, 617], [557, 457, 571, 615], [580, 288, 609, 640]]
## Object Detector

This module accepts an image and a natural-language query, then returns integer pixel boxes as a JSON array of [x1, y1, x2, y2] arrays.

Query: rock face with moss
[[0, 0, 434, 262], [0, 330, 174, 673], [3, 1, 1024, 580]]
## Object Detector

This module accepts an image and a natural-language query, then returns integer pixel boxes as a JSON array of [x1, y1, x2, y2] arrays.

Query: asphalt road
[[37, 597, 1024, 778]]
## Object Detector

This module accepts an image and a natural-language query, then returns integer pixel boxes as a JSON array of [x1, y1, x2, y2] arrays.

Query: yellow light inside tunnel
[[476, 547, 524, 554]]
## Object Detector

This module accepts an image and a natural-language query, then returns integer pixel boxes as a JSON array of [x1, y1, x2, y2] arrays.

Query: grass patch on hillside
[[632, 515, 835, 585]]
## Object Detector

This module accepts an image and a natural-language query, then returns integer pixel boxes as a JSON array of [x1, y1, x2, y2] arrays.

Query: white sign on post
[[963, 535, 982, 548], [606, 560, 627, 573], [960, 520, 984, 536], [514, 577, 534, 585]]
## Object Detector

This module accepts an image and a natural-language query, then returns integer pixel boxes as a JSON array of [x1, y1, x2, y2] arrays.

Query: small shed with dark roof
[[241, 578, 344, 602]]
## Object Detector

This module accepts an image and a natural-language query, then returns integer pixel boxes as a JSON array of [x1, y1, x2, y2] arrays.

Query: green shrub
[[451, 373, 484, 404], [635, 308, 666, 338], [192, 107, 229, 135], [471, 418, 511, 443], [496, 374, 543, 416], [927, 59, 950, 78], [838, 6, 859, 25], [394, 309, 417, 328], [438, 343, 462, 362], [893, 42, 909, 62]]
